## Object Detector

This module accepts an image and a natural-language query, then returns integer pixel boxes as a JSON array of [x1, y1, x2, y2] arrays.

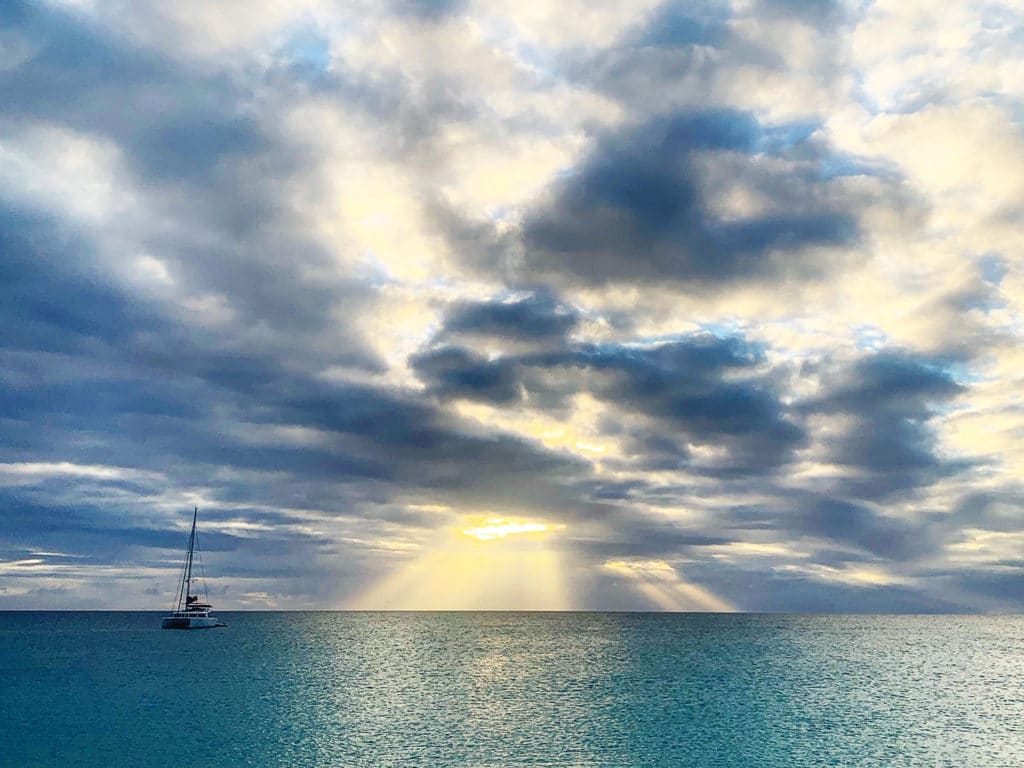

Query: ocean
[[1, 612, 1021, 767]]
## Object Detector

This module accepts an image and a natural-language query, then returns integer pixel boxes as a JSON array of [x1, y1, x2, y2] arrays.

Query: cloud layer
[[1, 0, 1023, 611]]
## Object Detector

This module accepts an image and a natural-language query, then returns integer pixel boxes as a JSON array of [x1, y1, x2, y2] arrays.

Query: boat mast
[[177, 507, 198, 610]]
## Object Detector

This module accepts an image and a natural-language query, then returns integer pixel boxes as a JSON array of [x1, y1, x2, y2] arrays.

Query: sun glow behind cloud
[[461, 517, 559, 541], [349, 516, 570, 610]]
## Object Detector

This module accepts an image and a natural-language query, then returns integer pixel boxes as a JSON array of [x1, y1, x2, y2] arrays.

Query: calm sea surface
[[1, 612, 1021, 767]]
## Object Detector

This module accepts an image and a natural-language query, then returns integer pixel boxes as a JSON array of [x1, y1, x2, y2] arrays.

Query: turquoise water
[[1, 612, 1022, 766]]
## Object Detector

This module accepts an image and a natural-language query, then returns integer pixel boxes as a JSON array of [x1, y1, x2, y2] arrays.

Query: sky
[[2, 0, 1023, 612]]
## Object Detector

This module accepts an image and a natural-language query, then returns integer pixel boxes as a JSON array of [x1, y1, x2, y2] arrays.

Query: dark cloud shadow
[[802, 351, 972, 499], [517, 111, 859, 287]]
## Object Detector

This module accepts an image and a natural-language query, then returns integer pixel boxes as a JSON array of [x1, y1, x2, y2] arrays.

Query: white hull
[[163, 508, 225, 630], [161, 615, 226, 629]]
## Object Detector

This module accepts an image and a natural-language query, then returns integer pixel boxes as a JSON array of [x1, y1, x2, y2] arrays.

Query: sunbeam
[[603, 560, 734, 612], [349, 516, 571, 610]]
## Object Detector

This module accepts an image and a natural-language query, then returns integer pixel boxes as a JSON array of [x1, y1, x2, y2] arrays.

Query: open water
[[1, 612, 1021, 767]]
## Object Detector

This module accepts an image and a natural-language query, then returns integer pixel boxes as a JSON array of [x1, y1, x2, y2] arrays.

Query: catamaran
[[161, 507, 226, 629]]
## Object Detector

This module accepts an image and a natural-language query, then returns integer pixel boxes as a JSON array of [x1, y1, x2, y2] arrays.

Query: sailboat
[[161, 507, 226, 629]]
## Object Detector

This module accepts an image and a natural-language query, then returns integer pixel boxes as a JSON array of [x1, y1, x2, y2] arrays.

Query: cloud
[[414, 330, 805, 476], [412, 346, 524, 403], [1, 0, 1022, 612], [392, 0, 469, 21], [0, 2, 265, 182], [802, 351, 971, 499], [443, 110, 876, 290], [441, 291, 580, 342], [793, 497, 934, 562]]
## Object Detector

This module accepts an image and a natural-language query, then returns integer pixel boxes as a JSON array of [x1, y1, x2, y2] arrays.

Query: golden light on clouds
[[603, 559, 735, 612], [451, 393, 620, 463], [773, 563, 906, 588], [349, 515, 570, 610], [461, 517, 561, 541]]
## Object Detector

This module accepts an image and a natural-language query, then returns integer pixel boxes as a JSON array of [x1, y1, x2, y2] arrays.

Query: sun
[[460, 517, 557, 541]]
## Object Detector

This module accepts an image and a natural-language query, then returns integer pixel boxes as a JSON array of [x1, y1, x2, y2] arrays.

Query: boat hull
[[161, 616, 226, 629]]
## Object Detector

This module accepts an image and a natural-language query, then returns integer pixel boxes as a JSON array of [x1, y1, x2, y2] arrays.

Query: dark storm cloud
[[0, 211, 160, 355], [669, 351, 973, 566], [439, 109, 868, 291], [0, 135, 595, 570], [813, 353, 964, 413], [0, 492, 243, 560], [442, 291, 580, 341], [513, 111, 860, 287], [0, 206, 594, 514], [255, 376, 593, 504], [512, 0, 872, 299], [413, 332, 805, 476], [0, 1, 264, 183], [0, 206, 355, 471], [411, 346, 523, 403], [134, 116, 266, 183], [0, 212, 598, 530], [804, 352, 970, 499], [2, 338, 590, 509], [568, 512, 733, 560], [0, 2, 391, 358], [578, 339, 805, 473], [474, 348, 973, 577], [795, 497, 934, 561], [947, 490, 1024, 533], [614, 432, 692, 472]]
